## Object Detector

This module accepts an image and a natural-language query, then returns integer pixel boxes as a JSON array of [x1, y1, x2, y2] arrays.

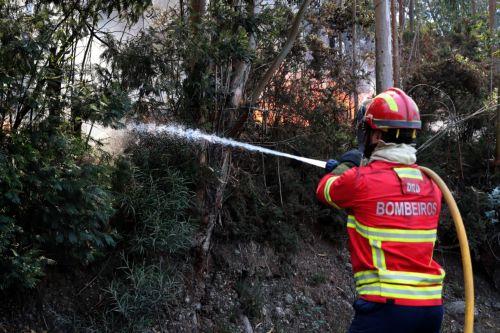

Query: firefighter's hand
[[339, 149, 362, 167], [325, 159, 339, 173]]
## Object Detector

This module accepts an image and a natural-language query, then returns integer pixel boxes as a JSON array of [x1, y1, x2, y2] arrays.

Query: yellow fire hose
[[420, 167, 474, 333]]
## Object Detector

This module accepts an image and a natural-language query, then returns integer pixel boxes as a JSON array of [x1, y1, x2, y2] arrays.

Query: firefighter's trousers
[[348, 298, 444, 333]]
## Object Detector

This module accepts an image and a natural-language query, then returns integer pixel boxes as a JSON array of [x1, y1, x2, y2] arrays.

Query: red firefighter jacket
[[316, 160, 444, 306]]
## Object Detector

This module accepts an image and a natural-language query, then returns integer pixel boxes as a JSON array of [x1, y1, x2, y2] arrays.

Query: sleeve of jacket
[[316, 164, 361, 210]]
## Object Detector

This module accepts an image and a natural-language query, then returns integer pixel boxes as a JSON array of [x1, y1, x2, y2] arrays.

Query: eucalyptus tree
[[374, 0, 393, 92]]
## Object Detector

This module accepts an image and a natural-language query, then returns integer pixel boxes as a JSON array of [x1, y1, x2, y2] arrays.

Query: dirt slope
[[1, 227, 499, 333]]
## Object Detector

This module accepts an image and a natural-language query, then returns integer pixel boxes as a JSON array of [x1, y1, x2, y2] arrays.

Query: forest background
[[0, 0, 499, 332]]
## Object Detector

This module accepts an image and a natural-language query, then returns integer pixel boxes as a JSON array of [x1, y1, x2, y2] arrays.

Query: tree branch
[[249, 0, 312, 105], [227, 0, 312, 137]]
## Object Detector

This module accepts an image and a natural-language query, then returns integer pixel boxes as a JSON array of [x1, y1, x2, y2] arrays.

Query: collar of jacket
[[368, 141, 417, 165]]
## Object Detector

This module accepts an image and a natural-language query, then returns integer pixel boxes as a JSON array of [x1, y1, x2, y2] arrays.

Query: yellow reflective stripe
[[354, 269, 445, 286], [370, 240, 386, 270], [324, 176, 341, 209], [376, 93, 398, 112], [347, 216, 436, 243], [394, 167, 423, 180], [357, 283, 442, 300]]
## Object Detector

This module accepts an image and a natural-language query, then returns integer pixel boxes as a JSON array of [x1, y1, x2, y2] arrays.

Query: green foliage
[[117, 134, 198, 256], [408, 57, 487, 135], [0, 0, 152, 292], [0, 221, 45, 289], [308, 272, 328, 286], [0, 1, 143, 133], [120, 168, 194, 255], [124, 133, 199, 184], [485, 187, 500, 225], [70, 81, 132, 129], [224, 166, 298, 253], [235, 278, 264, 320], [93, 134, 197, 332], [0, 127, 117, 290], [107, 256, 180, 331], [404, 4, 498, 275], [439, 186, 493, 256]]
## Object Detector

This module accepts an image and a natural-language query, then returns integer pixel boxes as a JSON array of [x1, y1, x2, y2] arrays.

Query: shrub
[[100, 133, 197, 331], [115, 133, 196, 255], [438, 186, 493, 255], [308, 272, 327, 286], [0, 129, 117, 290], [107, 256, 181, 331], [119, 168, 194, 255], [235, 278, 264, 320]]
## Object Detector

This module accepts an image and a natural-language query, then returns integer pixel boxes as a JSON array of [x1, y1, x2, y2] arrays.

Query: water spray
[[133, 123, 327, 169]]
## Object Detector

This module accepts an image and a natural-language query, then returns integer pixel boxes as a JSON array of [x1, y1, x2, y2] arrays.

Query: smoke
[[132, 123, 327, 169]]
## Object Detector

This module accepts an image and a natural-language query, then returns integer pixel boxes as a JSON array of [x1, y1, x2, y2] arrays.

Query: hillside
[[1, 222, 499, 332]]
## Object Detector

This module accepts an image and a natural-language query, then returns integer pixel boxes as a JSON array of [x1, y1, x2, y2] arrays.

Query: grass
[[308, 272, 328, 286], [106, 255, 181, 331]]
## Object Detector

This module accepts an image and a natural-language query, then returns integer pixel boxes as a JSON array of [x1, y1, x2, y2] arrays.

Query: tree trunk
[[47, 47, 63, 124], [398, 0, 405, 36], [398, 0, 405, 78], [202, 0, 313, 261], [338, 32, 343, 56], [186, 0, 209, 227], [374, 0, 393, 93], [409, 0, 414, 33], [471, 0, 476, 16], [192, 3, 256, 323], [391, 0, 400, 87], [490, 0, 500, 167], [352, 0, 359, 114], [338, 0, 344, 56], [189, 0, 205, 31]]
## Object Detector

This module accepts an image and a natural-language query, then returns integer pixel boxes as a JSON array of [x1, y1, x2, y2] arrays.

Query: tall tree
[[490, 0, 500, 167], [352, 0, 359, 113], [409, 0, 414, 33], [398, 0, 405, 81], [374, 0, 393, 92], [391, 0, 400, 87], [398, 0, 405, 35]]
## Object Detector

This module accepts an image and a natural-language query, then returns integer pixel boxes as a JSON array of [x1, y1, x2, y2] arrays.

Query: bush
[[438, 186, 493, 256], [107, 256, 181, 331], [119, 168, 194, 255], [115, 133, 197, 255], [0, 128, 117, 290], [97, 133, 196, 331]]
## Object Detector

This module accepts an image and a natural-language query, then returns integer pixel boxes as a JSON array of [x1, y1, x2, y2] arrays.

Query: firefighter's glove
[[339, 149, 362, 167], [325, 159, 339, 173]]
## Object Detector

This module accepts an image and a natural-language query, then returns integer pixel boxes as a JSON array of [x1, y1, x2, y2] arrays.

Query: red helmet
[[364, 88, 421, 130]]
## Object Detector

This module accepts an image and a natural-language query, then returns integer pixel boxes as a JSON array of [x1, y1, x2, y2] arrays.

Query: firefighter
[[317, 88, 444, 333]]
